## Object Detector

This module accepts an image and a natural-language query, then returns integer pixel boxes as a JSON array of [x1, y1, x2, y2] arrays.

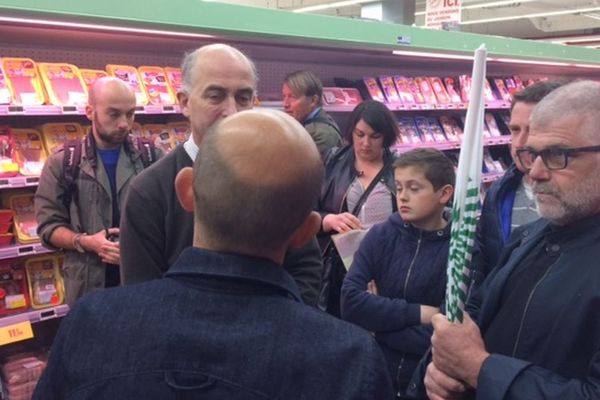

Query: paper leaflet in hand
[[331, 229, 369, 271]]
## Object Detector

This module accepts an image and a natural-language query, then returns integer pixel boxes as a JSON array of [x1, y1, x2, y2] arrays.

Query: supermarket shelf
[[0, 175, 40, 189], [0, 242, 52, 261], [393, 136, 511, 152], [260, 100, 511, 113], [0, 304, 69, 329], [0, 104, 181, 116]]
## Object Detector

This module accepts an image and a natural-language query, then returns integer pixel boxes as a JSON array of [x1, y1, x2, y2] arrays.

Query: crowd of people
[[31, 43, 600, 400]]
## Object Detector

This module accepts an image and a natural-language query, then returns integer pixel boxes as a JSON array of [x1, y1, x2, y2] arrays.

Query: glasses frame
[[516, 145, 600, 171]]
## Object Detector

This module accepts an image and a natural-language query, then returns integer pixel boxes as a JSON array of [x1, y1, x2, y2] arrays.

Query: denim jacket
[[34, 247, 394, 400]]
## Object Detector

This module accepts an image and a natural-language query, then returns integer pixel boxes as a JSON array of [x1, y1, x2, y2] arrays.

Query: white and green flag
[[446, 44, 487, 323]]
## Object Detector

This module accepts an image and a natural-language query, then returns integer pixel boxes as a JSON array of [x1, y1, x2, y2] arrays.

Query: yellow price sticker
[[0, 321, 34, 346]]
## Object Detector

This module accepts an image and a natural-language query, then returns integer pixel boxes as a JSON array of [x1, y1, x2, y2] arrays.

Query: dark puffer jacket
[[341, 213, 450, 394]]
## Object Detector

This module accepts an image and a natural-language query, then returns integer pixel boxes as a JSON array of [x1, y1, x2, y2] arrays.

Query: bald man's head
[[88, 76, 135, 107], [86, 77, 136, 149], [192, 109, 322, 255]]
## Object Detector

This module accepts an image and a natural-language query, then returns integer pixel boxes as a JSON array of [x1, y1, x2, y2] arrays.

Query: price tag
[[0, 321, 34, 345]]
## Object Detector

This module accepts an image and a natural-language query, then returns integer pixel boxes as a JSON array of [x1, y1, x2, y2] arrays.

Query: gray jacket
[[35, 136, 161, 306], [303, 107, 342, 156]]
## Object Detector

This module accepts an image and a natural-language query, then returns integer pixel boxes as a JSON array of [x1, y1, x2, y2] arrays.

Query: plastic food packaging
[[25, 255, 64, 308], [106, 64, 148, 106], [429, 77, 451, 104], [40, 122, 84, 155], [0, 62, 12, 104], [9, 194, 38, 244], [167, 122, 190, 147], [11, 128, 47, 176], [0, 126, 19, 178], [442, 77, 462, 103], [79, 68, 108, 90], [138, 66, 175, 105], [164, 67, 182, 95], [1, 58, 46, 106], [379, 76, 401, 104], [414, 77, 437, 104], [0, 260, 29, 315], [143, 124, 173, 153], [392, 76, 416, 104], [37, 63, 88, 106], [362, 77, 386, 102]]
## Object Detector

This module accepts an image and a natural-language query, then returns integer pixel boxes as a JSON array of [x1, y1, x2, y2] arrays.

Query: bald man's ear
[[84, 104, 94, 122], [288, 211, 321, 249], [175, 167, 195, 213], [177, 92, 191, 119]]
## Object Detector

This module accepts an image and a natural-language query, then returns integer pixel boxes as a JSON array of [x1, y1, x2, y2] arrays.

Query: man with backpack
[[35, 77, 161, 306]]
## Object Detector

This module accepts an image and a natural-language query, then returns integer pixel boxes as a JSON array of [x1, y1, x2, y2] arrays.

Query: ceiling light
[[392, 50, 473, 60], [573, 63, 600, 68], [490, 57, 570, 66], [0, 16, 215, 39], [293, 0, 375, 13]]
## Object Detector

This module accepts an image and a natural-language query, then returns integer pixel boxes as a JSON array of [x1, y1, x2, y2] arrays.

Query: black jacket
[[408, 214, 600, 399], [316, 145, 397, 251]]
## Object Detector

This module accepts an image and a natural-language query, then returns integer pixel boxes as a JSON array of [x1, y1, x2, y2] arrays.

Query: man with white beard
[[413, 80, 600, 400]]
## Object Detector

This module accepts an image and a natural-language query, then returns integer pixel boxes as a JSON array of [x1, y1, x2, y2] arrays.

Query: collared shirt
[[304, 106, 321, 123], [183, 135, 199, 161]]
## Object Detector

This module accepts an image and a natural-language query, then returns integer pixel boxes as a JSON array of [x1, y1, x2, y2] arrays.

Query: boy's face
[[394, 166, 452, 231]]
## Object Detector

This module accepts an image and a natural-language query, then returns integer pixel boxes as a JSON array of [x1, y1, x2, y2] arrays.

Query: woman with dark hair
[[316, 100, 399, 317]]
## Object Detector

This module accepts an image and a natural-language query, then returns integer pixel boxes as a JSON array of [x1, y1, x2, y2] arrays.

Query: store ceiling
[[206, 0, 600, 48]]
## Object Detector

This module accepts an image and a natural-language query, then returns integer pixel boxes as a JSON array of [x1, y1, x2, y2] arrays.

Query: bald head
[[88, 76, 135, 107], [85, 76, 136, 149], [192, 109, 322, 256], [181, 44, 257, 95]]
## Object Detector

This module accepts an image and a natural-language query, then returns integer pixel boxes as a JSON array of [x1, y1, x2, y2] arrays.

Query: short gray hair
[[180, 44, 258, 94], [531, 80, 600, 142]]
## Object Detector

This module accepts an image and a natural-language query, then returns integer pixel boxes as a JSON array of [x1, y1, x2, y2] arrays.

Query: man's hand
[[81, 228, 121, 265], [424, 361, 468, 400], [431, 312, 489, 387]]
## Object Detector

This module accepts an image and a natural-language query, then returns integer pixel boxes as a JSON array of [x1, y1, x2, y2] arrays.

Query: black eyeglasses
[[516, 145, 600, 171]]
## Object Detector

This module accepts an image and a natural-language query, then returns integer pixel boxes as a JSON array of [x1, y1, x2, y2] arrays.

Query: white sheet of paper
[[331, 229, 369, 271]]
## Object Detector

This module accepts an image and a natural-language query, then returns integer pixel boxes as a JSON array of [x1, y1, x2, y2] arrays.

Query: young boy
[[340, 148, 455, 398]]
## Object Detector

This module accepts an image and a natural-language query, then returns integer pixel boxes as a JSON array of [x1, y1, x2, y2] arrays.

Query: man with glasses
[[419, 80, 600, 400], [471, 80, 564, 290]]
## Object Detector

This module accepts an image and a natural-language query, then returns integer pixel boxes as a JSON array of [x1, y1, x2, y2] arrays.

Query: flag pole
[[446, 44, 487, 323]]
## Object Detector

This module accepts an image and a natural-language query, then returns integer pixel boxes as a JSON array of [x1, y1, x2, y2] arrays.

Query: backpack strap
[[134, 136, 157, 168], [61, 139, 83, 212]]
